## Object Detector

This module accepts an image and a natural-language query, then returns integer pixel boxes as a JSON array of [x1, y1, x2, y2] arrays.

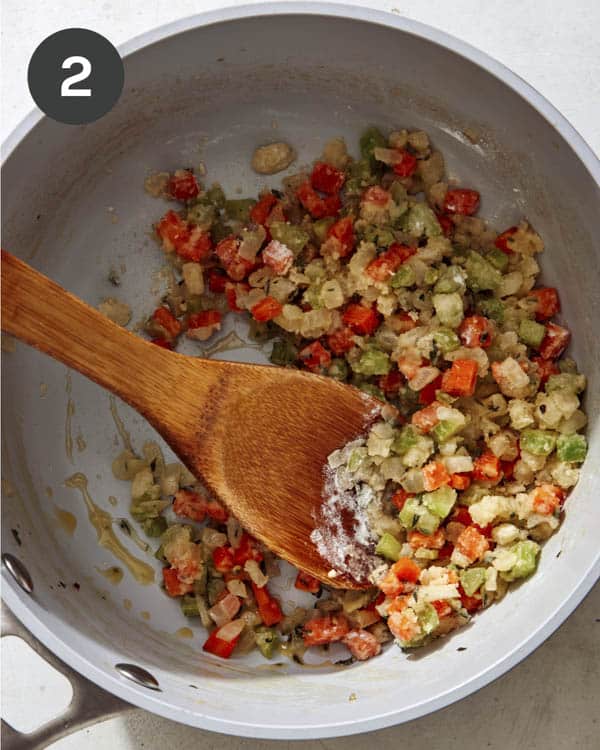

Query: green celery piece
[[352, 348, 391, 376], [270, 222, 309, 255], [486, 247, 509, 271], [399, 497, 422, 529], [465, 251, 502, 292], [501, 540, 540, 582], [357, 382, 385, 400], [424, 267, 440, 286], [423, 486, 457, 519], [328, 358, 349, 381], [186, 203, 215, 227], [224, 198, 255, 222], [142, 516, 167, 538], [347, 447, 368, 472], [520, 429, 557, 456], [390, 181, 408, 205], [432, 328, 460, 353], [406, 203, 442, 238], [391, 265, 416, 288], [362, 224, 396, 248], [477, 297, 505, 323], [375, 532, 403, 561], [345, 159, 377, 196], [211, 220, 233, 243], [360, 127, 387, 162], [154, 545, 167, 563], [255, 627, 280, 659], [417, 602, 440, 636], [180, 595, 200, 618], [206, 184, 226, 208], [556, 433, 587, 463], [433, 292, 464, 328], [519, 318, 546, 349], [431, 419, 462, 443], [270, 339, 298, 366], [459, 567, 487, 597], [416, 510, 441, 535], [434, 268, 463, 294], [312, 217, 335, 243], [392, 425, 419, 455], [545, 373, 585, 394]]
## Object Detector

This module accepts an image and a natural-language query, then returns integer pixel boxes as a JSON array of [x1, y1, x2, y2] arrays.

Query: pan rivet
[[115, 663, 161, 691], [2, 553, 33, 594]]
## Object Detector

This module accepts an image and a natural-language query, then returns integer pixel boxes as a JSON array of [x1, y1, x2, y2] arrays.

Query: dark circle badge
[[28, 28, 124, 125]]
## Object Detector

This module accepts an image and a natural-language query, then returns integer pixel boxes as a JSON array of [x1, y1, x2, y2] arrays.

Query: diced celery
[[360, 126, 387, 162], [545, 373, 586, 394], [142, 516, 167, 538], [255, 627, 280, 659], [348, 447, 368, 472], [328, 358, 349, 381], [434, 268, 464, 294], [459, 567, 487, 597], [423, 486, 457, 519], [416, 510, 440, 535], [390, 181, 408, 205], [406, 203, 442, 238], [433, 292, 464, 328], [432, 328, 460, 353], [486, 247, 509, 271], [477, 296, 505, 323], [417, 602, 440, 636], [313, 217, 335, 243], [180, 594, 200, 617], [376, 532, 403, 561], [399, 497, 422, 529], [345, 160, 377, 195], [520, 429, 557, 456], [465, 251, 502, 292], [224, 199, 255, 222], [186, 203, 215, 228], [248, 319, 273, 343], [206, 184, 226, 208], [431, 419, 462, 443], [270, 222, 309, 255], [357, 382, 385, 400], [501, 540, 540, 582], [424, 267, 440, 286], [154, 545, 167, 563], [361, 224, 396, 248], [392, 425, 419, 455], [556, 433, 587, 463], [211, 220, 233, 243], [270, 339, 298, 366], [352, 347, 391, 376], [391, 265, 416, 288], [519, 318, 546, 349]]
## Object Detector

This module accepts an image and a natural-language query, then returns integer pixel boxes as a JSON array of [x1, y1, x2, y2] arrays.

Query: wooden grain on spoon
[[1, 251, 381, 588]]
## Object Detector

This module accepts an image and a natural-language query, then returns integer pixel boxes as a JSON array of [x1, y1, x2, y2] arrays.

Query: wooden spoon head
[[155, 359, 383, 589]]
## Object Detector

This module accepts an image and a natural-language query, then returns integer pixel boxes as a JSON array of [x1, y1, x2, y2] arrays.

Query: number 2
[[61, 56, 92, 97]]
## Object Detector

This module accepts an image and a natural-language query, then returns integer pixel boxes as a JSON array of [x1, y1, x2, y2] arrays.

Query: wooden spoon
[[1, 251, 382, 588]]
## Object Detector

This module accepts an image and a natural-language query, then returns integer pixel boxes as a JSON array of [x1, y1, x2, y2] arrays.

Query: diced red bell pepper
[[422, 460, 451, 491], [436, 212, 454, 237], [494, 226, 518, 254], [390, 488, 414, 511], [443, 189, 480, 216], [342, 304, 380, 335], [251, 582, 283, 626], [152, 306, 182, 340], [311, 161, 345, 194], [459, 315, 493, 349], [411, 400, 443, 433], [173, 489, 207, 522], [452, 506, 473, 526], [250, 296, 283, 322], [232, 533, 263, 566], [295, 570, 322, 593], [366, 243, 416, 281], [208, 269, 228, 293], [527, 287, 560, 321], [431, 599, 453, 618], [205, 499, 228, 523], [225, 281, 249, 313], [163, 567, 193, 597], [342, 629, 382, 660], [362, 186, 391, 206], [297, 181, 340, 219], [213, 546, 235, 573], [450, 473, 472, 491], [167, 169, 199, 201], [215, 236, 255, 281], [441, 359, 478, 397], [532, 484, 565, 515], [379, 369, 404, 394], [500, 458, 517, 480], [188, 310, 221, 329], [262, 240, 294, 275], [437, 542, 455, 561], [326, 215, 355, 257], [302, 614, 350, 647], [418, 372, 443, 405], [327, 326, 356, 355], [298, 341, 332, 372], [156, 210, 189, 252], [250, 193, 278, 226], [392, 149, 418, 177], [539, 323, 570, 360], [265, 201, 286, 228], [150, 338, 173, 350], [175, 227, 213, 262], [473, 451, 502, 483], [458, 584, 483, 613], [532, 356, 560, 387], [202, 623, 242, 659]]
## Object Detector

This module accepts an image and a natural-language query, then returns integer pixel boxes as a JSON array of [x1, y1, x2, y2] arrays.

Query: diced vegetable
[[495, 226, 518, 254], [255, 627, 280, 659], [443, 189, 480, 216], [376, 532, 403, 561], [556, 433, 587, 463], [465, 251, 502, 292], [441, 359, 478, 397], [295, 571, 321, 593], [459, 567, 486, 597], [433, 293, 464, 328], [303, 614, 350, 647], [311, 161, 345, 194], [251, 583, 283, 626], [352, 347, 391, 376], [519, 318, 546, 349], [472, 451, 501, 483], [539, 323, 570, 360], [423, 485, 457, 519], [459, 316, 493, 349], [527, 287, 560, 321], [500, 541, 540, 582], [342, 304, 380, 335], [251, 296, 283, 322], [203, 620, 245, 659], [520, 429, 557, 456]]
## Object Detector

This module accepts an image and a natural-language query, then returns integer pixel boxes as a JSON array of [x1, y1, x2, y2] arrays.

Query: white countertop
[[1, 1, 599, 748]]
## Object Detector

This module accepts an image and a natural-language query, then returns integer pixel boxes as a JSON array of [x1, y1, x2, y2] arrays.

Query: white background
[[1, 1, 599, 748]]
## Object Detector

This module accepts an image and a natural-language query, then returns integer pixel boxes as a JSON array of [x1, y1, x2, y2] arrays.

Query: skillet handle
[[1, 601, 132, 750]]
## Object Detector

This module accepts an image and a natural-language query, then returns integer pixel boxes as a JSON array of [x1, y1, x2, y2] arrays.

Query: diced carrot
[[250, 296, 283, 322], [450, 473, 472, 491], [298, 341, 331, 372], [303, 614, 350, 647], [452, 506, 472, 526], [473, 451, 502, 483], [251, 582, 283, 626], [297, 181, 340, 219], [173, 489, 208, 522], [188, 310, 221, 330], [342, 629, 381, 660], [532, 484, 565, 515], [389, 311, 418, 333], [311, 162, 345, 194], [175, 226, 213, 262], [232, 533, 263, 566], [294, 571, 321, 593], [342, 304, 380, 335], [440, 359, 478, 397], [431, 599, 453, 618], [443, 189, 480, 216], [411, 400, 443, 433], [422, 460, 451, 491], [407, 529, 446, 550], [262, 240, 294, 275], [459, 315, 493, 349], [387, 609, 421, 642], [527, 287, 560, 321], [539, 323, 570, 360], [156, 210, 189, 252], [390, 557, 422, 582], [494, 226, 518, 254]]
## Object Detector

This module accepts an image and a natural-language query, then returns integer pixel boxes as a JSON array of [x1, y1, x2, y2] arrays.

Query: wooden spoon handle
[[0, 250, 216, 416]]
